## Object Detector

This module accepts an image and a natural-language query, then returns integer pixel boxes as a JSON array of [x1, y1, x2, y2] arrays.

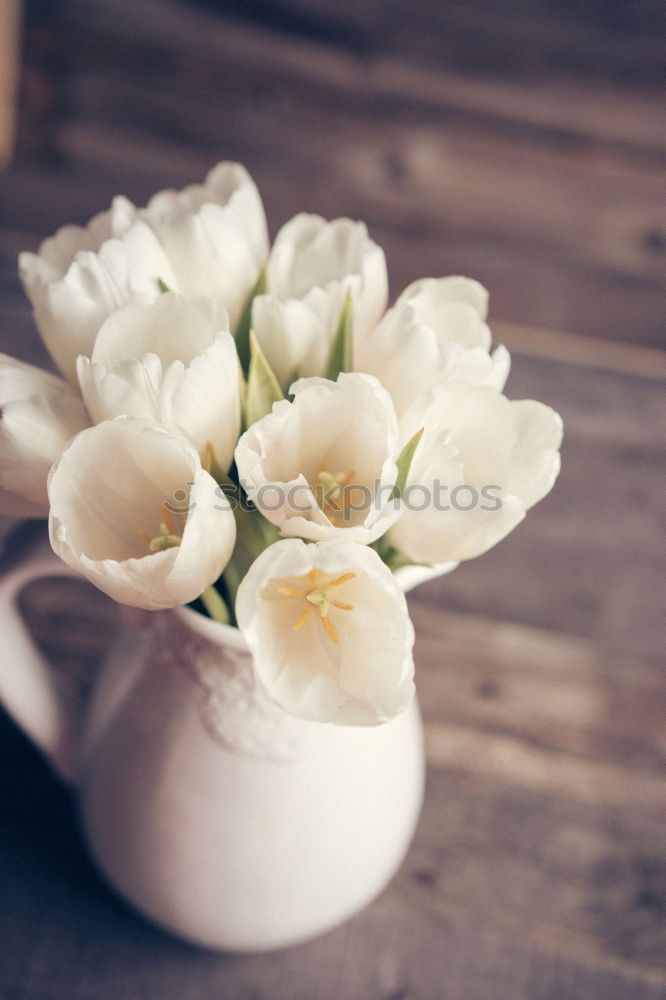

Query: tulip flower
[[235, 372, 401, 544], [236, 539, 415, 725], [396, 277, 493, 350], [387, 380, 563, 563], [19, 163, 267, 382], [0, 354, 89, 516], [19, 196, 176, 382], [355, 277, 510, 421], [48, 417, 236, 609], [141, 161, 268, 330], [251, 214, 388, 387], [77, 294, 240, 470]]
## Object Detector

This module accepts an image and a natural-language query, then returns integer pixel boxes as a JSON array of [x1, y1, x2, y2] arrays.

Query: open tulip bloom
[[2, 161, 562, 725]]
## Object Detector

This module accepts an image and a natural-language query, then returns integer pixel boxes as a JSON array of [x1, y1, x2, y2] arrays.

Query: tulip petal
[[77, 295, 240, 469], [0, 354, 90, 515], [505, 399, 563, 509], [143, 162, 268, 329], [356, 290, 510, 422], [251, 294, 327, 389]]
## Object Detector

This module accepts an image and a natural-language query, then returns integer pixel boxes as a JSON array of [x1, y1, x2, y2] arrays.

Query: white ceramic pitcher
[[0, 526, 425, 952]]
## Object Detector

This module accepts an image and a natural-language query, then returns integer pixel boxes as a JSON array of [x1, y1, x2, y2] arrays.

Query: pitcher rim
[[172, 603, 250, 652]]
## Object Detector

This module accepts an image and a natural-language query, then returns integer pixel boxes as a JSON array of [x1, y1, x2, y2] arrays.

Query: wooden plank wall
[[0, 0, 22, 165], [4, 0, 665, 349]]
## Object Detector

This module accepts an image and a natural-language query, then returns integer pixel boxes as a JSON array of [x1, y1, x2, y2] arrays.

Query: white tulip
[[249, 293, 331, 390], [19, 163, 268, 382], [395, 276, 493, 350], [235, 372, 401, 544], [0, 354, 89, 517], [77, 294, 240, 471], [141, 161, 268, 330], [396, 278, 509, 392], [388, 381, 563, 563], [19, 196, 177, 382], [355, 299, 510, 421], [252, 214, 388, 387], [48, 418, 236, 610], [236, 539, 415, 725]]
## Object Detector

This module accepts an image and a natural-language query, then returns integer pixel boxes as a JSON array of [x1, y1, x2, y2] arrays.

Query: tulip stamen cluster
[[276, 567, 357, 645], [137, 502, 183, 554], [312, 463, 356, 523]]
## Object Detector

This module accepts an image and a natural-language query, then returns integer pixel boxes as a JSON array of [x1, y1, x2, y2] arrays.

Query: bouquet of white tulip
[[2, 162, 562, 727]]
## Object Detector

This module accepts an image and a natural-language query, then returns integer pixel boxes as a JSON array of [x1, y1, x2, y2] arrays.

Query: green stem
[[200, 585, 231, 625]]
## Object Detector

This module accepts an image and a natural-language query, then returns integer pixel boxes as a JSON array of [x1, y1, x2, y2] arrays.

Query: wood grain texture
[[0, 0, 21, 166], [0, 1, 665, 997], [9, 0, 666, 348]]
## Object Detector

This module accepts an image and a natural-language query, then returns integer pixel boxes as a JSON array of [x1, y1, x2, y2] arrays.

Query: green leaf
[[222, 499, 276, 615], [204, 463, 276, 612], [237, 357, 247, 417], [385, 546, 431, 572], [284, 367, 300, 398], [156, 278, 171, 293], [391, 427, 424, 501], [235, 262, 268, 374], [372, 537, 431, 573], [245, 330, 284, 427], [322, 291, 353, 381]]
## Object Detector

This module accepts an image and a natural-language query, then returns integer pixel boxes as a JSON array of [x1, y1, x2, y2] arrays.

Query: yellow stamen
[[332, 485, 364, 513], [326, 572, 357, 588], [321, 616, 339, 644], [292, 606, 314, 631], [161, 503, 177, 536], [278, 567, 356, 643], [138, 503, 183, 555], [312, 461, 357, 523]]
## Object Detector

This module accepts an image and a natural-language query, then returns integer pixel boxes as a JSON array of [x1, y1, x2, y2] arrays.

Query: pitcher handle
[[0, 522, 84, 782]]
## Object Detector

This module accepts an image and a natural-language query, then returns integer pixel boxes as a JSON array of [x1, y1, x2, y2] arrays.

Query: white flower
[[235, 372, 401, 544], [355, 276, 509, 420], [0, 354, 89, 517], [236, 539, 415, 725], [396, 276, 493, 350], [251, 214, 388, 387], [48, 417, 236, 609], [19, 196, 177, 382], [388, 381, 563, 563], [77, 294, 241, 471], [19, 163, 268, 382], [141, 161, 268, 330]]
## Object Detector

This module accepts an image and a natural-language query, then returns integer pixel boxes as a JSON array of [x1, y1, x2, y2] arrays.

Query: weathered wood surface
[[0, 1, 665, 997], [5, 0, 666, 348], [0, 0, 22, 166]]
